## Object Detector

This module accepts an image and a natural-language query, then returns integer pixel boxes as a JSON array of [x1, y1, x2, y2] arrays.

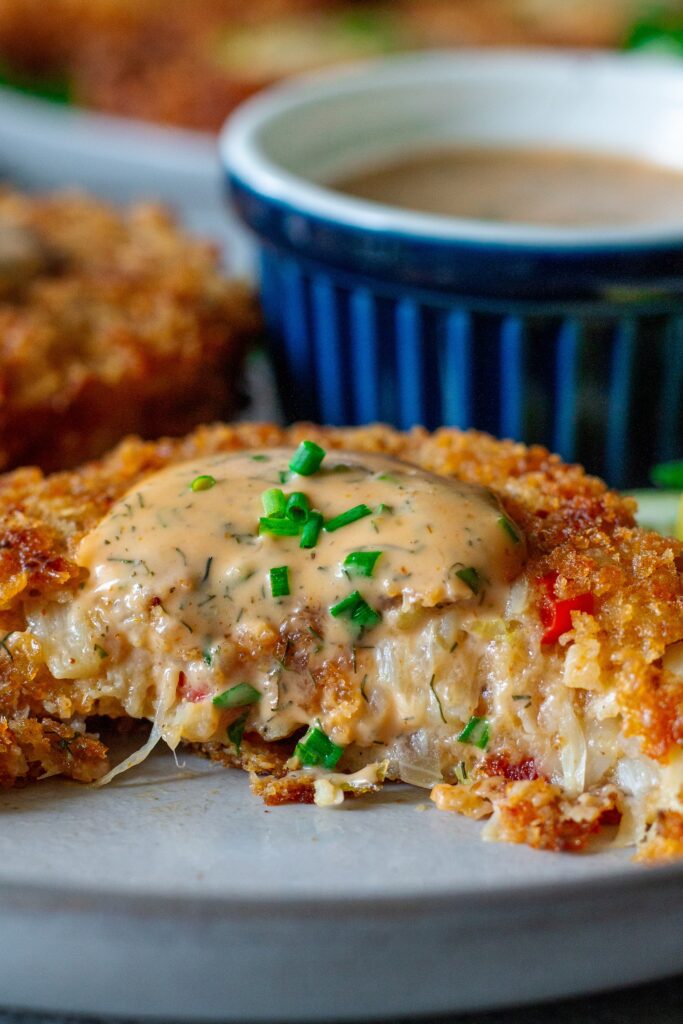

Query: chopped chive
[[343, 550, 382, 577], [289, 440, 326, 476], [228, 711, 249, 754], [269, 565, 290, 597], [651, 459, 683, 489], [94, 644, 108, 660], [295, 725, 344, 769], [190, 474, 216, 492], [456, 567, 482, 594], [286, 491, 311, 522], [498, 516, 521, 544], [300, 510, 323, 549], [324, 504, 373, 533], [458, 716, 490, 750], [213, 682, 261, 709], [262, 488, 286, 517], [330, 590, 381, 632], [429, 674, 447, 724], [259, 517, 301, 537]]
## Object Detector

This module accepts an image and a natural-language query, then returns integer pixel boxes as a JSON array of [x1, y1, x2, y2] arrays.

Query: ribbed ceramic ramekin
[[221, 51, 683, 487]]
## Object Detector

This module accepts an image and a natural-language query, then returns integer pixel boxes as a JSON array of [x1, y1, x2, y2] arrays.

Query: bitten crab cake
[[0, 188, 258, 472], [0, 422, 682, 862]]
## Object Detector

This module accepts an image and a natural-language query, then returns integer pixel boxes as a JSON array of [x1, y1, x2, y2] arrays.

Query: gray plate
[[0, 748, 681, 1021]]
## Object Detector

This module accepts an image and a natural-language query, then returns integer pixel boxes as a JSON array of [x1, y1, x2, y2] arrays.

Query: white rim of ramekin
[[221, 49, 683, 252]]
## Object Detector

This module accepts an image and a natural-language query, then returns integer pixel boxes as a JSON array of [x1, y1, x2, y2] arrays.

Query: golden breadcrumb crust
[[0, 189, 259, 472], [0, 421, 681, 857], [0, 1, 675, 131]]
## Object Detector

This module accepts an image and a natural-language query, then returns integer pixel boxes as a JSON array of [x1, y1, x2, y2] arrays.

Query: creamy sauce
[[333, 147, 683, 227], [26, 448, 526, 768]]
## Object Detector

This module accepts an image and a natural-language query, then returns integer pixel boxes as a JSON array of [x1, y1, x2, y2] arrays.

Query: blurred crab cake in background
[[0, 188, 259, 472], [1, 0, 680, 131]]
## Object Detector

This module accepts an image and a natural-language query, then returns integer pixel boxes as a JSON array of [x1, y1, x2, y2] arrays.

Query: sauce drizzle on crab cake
[[26, 448, 526, 767]]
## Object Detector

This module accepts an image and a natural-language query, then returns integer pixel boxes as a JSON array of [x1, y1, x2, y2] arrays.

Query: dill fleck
[[430, 674, 447, 724], [0, 631, 15, 661]]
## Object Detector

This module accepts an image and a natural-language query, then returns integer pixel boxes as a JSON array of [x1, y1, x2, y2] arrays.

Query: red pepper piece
[[538, 572, 594, 644]]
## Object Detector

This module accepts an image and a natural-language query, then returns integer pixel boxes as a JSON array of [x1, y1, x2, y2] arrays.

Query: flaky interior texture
[[0, 422, 681, 861], [0, 189, 259, 471]]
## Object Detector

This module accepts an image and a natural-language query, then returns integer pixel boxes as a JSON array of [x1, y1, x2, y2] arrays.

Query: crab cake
[[0, 189, 258, 472], [0, 422, 681, 862]]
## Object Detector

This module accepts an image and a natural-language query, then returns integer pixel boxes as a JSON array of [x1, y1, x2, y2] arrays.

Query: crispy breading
[[0, 421, 681, 859], [0, 189, 259, 472]]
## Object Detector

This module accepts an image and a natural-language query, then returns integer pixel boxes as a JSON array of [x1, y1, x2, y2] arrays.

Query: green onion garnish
[[457, 716, 490, 750], [300, 510, 323, 549], [456, 567, 482, 594], [343, 550, 382, 577], [228, 711, 248, 754], [213, 683, 261, 709], [324, 504, 373, 533], [286, 491, 311, 522], [289, 440, 326, 476], [295, 725, 344, 769], [330, 590, 381, 632], [498, 516, 521, 544], [269, 565, 290, 598], [262, 488, 286, 517], [259, 517, 301, 537], [190, 474, 216, 492], [651, 460, 683, 489]]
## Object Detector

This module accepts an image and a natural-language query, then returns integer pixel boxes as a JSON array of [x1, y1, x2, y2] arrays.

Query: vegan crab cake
[[0, 422, 681, 862], [0, 189, 258, 472]]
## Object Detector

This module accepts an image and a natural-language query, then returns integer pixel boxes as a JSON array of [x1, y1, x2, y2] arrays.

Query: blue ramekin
[[221, 51, 683, 487]]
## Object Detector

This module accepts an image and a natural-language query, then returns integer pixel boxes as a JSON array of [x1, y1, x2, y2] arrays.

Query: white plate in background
[[0, 86, 254, 275]]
